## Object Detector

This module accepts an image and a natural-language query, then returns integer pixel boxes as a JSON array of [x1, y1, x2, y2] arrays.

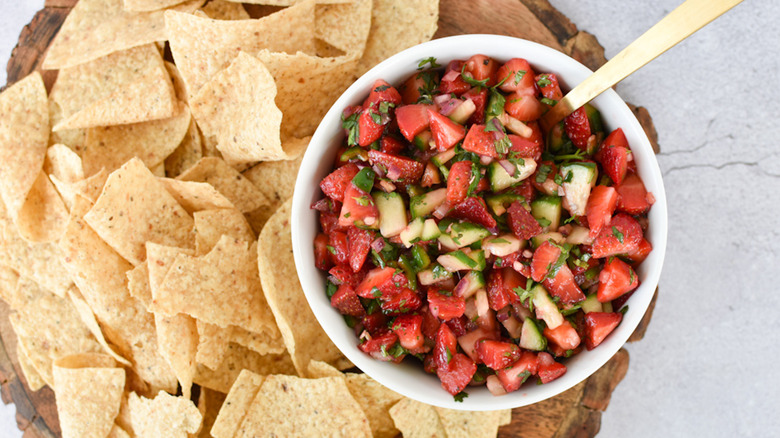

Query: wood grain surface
[[1, 0, 660, 437]]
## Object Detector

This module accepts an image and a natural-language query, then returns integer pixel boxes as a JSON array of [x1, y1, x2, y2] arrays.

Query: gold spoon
[[539, 0, 744, 132]]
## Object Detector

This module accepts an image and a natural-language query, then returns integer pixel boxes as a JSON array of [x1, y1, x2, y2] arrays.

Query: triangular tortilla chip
[[314, 0, 372, 54], [48, 98, 86, 156], [45, 144, 85, 183], [0, 265, 20, 306], [193, 208, 255, 255], [124, 0, 187, 12], [16, 170, 69, 243], [200, 0, 250, 20], [67, 286, 132, 366], [43, 0, 204, 70], [165, 118, 203, 178], [210, 369, 266, 438], [176, 157, 269, 212], [17, 342, 47, 391], [433, 407, 505, 438], [53, 354, 125, 438], [127, 391, 202, 438], [0, 71, 49, 221], [194, 343, 294, 393], [389, 398, 447, 438], [241, 136, 307, 209], [195, 321, 232, 370], [157, 178, 236, 214]]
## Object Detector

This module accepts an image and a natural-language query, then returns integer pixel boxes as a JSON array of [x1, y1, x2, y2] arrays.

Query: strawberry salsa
[[312, 55, 654, 399]]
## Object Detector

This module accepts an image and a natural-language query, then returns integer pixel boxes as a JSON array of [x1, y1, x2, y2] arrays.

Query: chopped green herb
[[514, 70, 526, 84], [612, 226, 625, 244], [536, 217, 551, 228], [369, 110, 382, 125], [326, 245, 336, 255], [326, 280, 338, 298], [540, 97, 558, 106], [371, 287, 382, 298], [417, 56, 440, 70], [620, 305, 629, 315], [491, 238, 510, 244], [378, 101, 394, 114], [341, 112, 360, 146], [565, 349, 574, 358], [535, 164, 552, 183], [460, 64, 489, 88], [536, 74, 552, 88], [445, 347, 453, 364], [629, 268, 635, 285], [453, 391, 469, 402], [374, 84, 390, 92], [365, 299, 381, 315]]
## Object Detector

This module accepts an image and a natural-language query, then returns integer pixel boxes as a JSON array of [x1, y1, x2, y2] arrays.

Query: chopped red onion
[[386, 164, 402, 181], [479, 155, 493, 165], [433, 93, 452, 106], [496, 306, 512, 322], [432, 201, 452, 219], [646, 191, 656, 205], [328, 275, 343, 285], [442, 69, 460, 82], [378, 179, 396, 193], [498, 159, 516, 176], [486, 226, 499, 235], [372, 164, 386, 179], [438, 98, 463, 116], [486, 375, 507, 396], [370, 237, 385, 252], [310, 198, 332, 212]]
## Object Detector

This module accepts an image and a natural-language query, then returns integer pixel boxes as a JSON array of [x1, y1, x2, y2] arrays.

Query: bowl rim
[[291, 34, 667, 411]]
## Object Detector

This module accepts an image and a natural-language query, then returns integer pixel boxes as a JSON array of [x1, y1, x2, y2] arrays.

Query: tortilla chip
[[165, 118, 203, 177], [52, 354, 125, 438], [84, 158, 195, 265], [176, 157, 269, 213], [389, 398, 447, 438], [48, 98, 86, 156], [189, 53, 289, 165], [241, 137, 307, 209], [158, 178, 236, 214], [230, 325, 285, 355], [210, 369, 266, 438], [238, 0, 351, 4], [194, 343, 294, 393], [107, 425, 131, 438], [15, 171, 69, 243], [315, 0, 372, 54], [200, 0, 250, 19], [127, 391, 202, 438], [155, 313, 198, 398], [124, 0, 187, 12], [45, 144, 85, 183], [433, 408, 504, 438], [255, 49, 360, 138], [193, 208, 254, 254], [0, 71, 49, 221], [126, 262, 152, 309], [195, 321, 231, 370], [67, 286, 133, 366], [201, 134, 222, 158], [499, 409, 512, 426], [237, 375, 371, 437], [71, 168, 109, 204], [0, 265, 19, 306], [82, 101, 191, 176], [357, 0, 439, 73], [59, 196, 178, 391], [43, 0, 204, 70], [197, 388, 227, 438], [257, 198, 347, 375], [165, 1, 315, 97], [17, 342, 47, 391]]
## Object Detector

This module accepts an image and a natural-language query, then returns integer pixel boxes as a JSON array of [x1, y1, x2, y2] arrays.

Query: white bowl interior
[[291, 35, 667, 411]]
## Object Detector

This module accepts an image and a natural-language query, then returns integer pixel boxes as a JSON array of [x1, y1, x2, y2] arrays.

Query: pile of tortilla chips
[[1, 0, 511, 436]]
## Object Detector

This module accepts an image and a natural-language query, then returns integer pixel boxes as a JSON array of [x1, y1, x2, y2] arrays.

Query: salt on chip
[[127, 390, 202, 438], [176, 157, 269, 213], [52, 45, 177, 131], [193, 208, 255, 255], [258, 198, 347, 374], [17, 342, 47, 391], [237, 375, 372, 437], [315, 0, 372, 54], [433, 407, 504, 438], [43, 0, 204, 70], [0, 71, 49, 221], [357, 0, 439, 73], [52, 354, 125, 438], [158, 178, 236, 214], [124, 0, 187, 12], [389, 398, 447, 438], [15, 171, 69, 243], [200, 0, 250, 20], [189, 53, 289, 165], [82, 101, 191, 176], [165, 119, 203, 177], [84, 158, 195, 265], [210, 369, 266, 438], [165, 0, 316, 98], [194, 343, 294, 393], [67, 286, 133, 366]]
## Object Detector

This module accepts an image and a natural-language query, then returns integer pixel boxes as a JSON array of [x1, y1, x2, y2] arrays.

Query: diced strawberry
[[496, 58, 536, 93], [358, 331, 400, 362], [571, 256, 599, 285], [596, 128, 630, 184], [439, 60, 471, 96], [363, 79, 402, 109], [331, 284, 366, 317], [423, 353, 438, 374], [591, 213, 643, 258], [447, 316, 470, 338], [421, 162, 441, 187], [347, 227, 373, 272], [380, 136, 405, 155], [486, 269, 521, 311], [339, 184, 379, 227], [611, 290, 635, 312], [616, 172, 651, 215], [508, 134, 542, 161], [357, 109, 385, 147], [328, 264, 361, 288], [535, 73, 563, 101], [319, 211, 342, 235], [428, 289, 466, 321], [531, 240, 562, 282], [314, 233, 333, 271], [463, 54, 498, 87], [438, 352, 477, 395], [531, 161, 558, 195], [586, 185, 619, 238], [428, 109, 466, 151], [361, 313, 389, 336], [355, 267, 401, 298], [475, 176, 490, 193], [584, 312, 623, 350], [542, 264, 585, 304], [625, 238, 653, 265], [446, 161, 473, 204], [475, 308, 500, 336], [543, 320, 581, 351], [564, 107, 592, 152], [392, 314, 426, 353], [494, 251, 521, 270], [450, 197, 497, 229], [328, 231, 349, 266], [368, 150, 424, 184], [511, 180, 536, 204], [463, 87, 488, 125], [399, 73, 424, 105], [456, 326, 494, 361], [537, 352, 567, 384], [381, 287, 422, 313], [421, 305, 441, 340], [320, 163, 360, 202], [597, 257, 639, 303], [507, 201, 543, 240], [505, 93, 544, 121], [462, 124, 498, 157], [476, 340, 521, 370], [396, 104, 433, 141], [500, 265, 526, 293], [433, 323, 459, 370], [496, 351, 538, 392]]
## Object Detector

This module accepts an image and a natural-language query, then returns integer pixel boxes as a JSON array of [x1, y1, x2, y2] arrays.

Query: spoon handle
[[540, 0, 744, 131]]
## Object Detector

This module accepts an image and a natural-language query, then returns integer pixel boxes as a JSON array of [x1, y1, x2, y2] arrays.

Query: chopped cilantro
[[371, 287, 382, 298], [353, 196, 371, 207], [370, 110, 382, 125], [387, 343, 409, 358], [540, 97, 558, 106], [612, 226, 625, 244], [417, 56, 440, 70], [514, 70, 526, 85], [565, 349, 574, 358], [374, 84, 390, 92], [486, 88, 506, 119], [341, 112, 360, 146], [365, 299, 381, 315], [445, 347, 453, 364], [629, 268, 636, 285], [466, 164, 481, 196], [620, 305, 629, 315], [536, 74, 552, 88], [535, 164, 552, 183], [326, 280, 338, 298], [326, 245, 336, 255], [563, 215, 578, 225], [460, 63, 489, 88], [554, 173, 563, 185], [453, 391, 469, 402], [378, 101, 394, 114]]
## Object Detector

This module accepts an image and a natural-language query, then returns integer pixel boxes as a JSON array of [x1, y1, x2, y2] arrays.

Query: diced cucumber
[[488, 159, 537, 192], [418, 264, 453, 285], [485, 90, 504, 124], [438, 249, 486, 272], [421, 218, 441, 241], [448, 98, 476, 124], [445, 221, 490, 248], [530, 195, 562, 232], [581, 293, 603, 314], [340, 146, 369, 162], [519, 318, 547, 351], [406, 184, 425, 198], [399, 217, 424, 247], [531, 231, 565, 248], [500, 113, 533, 137], [373, 191, 407, 237], [603, 301, 614, 313], [398, 254, 417, 290], [486, 193, 524, 216], [411, 245, 431, 271], [438, 233, 459, 251], [583, 103, 604, 135], [431, 148, 457, 167], [410, 188, 446, 219], [565, 225, 592, 245], [414, 130, 434, 150], [546, 121, 569, 153], [454, 271, 486, 299], [559, 162, 597, 217], [483, 234, 524, 257], [531, 284, 564, 329]]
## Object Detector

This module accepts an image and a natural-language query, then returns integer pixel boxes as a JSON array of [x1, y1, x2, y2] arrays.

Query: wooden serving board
[[1, 1, 660, 437]]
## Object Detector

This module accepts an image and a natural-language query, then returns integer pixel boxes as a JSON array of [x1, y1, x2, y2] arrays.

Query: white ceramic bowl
[[291, 34, 667, 411]]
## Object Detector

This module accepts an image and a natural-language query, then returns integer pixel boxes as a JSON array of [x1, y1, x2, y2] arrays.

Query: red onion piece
[[432, 201, 452, 219], [486, 226, 499, 235], [439, 98, 463, 117], [386, 164, 402, 181], [370, 237, 385, 252], [646, 191, 656, 205], [328, 275, 343, 285], [479, 155, 493, 165], [310, 198, 332, 212], [372, 164, 386, 179], [498, 159, 516, 176], [377, 179, 396, 193], [496, 306, 512, 322], [434, 93, 452, 106], [486, 375, 507, 396], [442, 69, 460, 82]]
